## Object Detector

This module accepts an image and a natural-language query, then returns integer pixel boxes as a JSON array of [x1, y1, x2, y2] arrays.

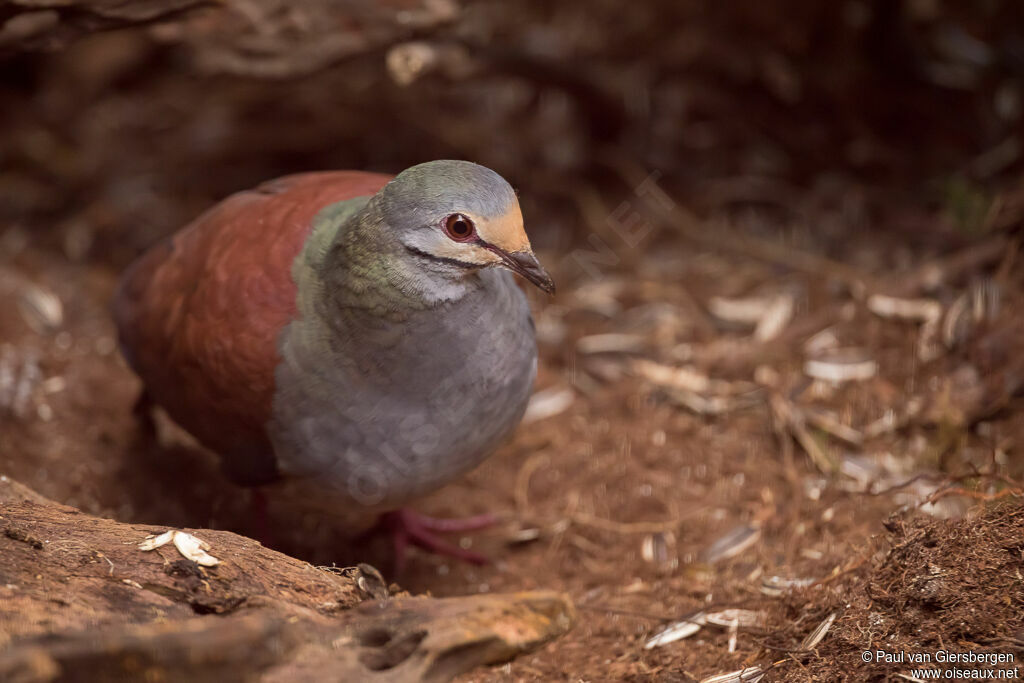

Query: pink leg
[[379, 508, 497, 574], [406, 511, 498, 533]]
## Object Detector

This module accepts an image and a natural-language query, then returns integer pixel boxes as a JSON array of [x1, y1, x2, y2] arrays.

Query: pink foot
[[379, 508, 497, 574]]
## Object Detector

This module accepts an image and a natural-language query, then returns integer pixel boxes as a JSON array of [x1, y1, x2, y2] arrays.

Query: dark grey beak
[[497, 249, 556, 294]]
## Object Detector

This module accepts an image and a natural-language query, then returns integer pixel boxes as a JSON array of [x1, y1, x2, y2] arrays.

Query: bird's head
[[373, 160, 554, 295]]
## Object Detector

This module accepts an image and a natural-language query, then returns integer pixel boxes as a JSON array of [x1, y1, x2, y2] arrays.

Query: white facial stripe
[[403, 230, 501, 267], [432, 239, 501, 265]]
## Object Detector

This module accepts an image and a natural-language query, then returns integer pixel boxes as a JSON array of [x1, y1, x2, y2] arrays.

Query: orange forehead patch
[[477, 201, 530, 254]]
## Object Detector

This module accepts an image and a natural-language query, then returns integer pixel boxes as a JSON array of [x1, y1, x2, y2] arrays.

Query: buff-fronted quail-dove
[[114, 160, 554, 568]]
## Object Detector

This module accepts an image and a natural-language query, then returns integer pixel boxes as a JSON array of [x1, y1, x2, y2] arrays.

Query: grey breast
[[269, 268, 536, 510]]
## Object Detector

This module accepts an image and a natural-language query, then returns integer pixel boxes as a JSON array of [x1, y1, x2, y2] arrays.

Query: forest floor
[[2, 181, 1022, 680]]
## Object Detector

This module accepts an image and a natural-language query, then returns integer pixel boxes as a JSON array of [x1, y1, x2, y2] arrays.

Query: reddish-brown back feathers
[[114, 171, 392, 484]]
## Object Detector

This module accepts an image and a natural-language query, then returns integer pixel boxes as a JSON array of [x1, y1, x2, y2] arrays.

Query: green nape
[[291, 195, 432, 325]]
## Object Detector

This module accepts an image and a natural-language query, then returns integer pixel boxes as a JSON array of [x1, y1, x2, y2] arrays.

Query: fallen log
[[0, 477, 574, 682]]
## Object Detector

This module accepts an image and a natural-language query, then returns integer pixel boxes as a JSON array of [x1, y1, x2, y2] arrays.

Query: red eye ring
[[443, 213, 476, 242]]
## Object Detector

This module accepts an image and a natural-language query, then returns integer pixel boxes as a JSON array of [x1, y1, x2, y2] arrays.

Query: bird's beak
[[486, 246, 556, 294]]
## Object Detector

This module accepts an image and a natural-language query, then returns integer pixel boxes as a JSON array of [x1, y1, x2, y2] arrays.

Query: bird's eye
[[443, 213, 476, 242]]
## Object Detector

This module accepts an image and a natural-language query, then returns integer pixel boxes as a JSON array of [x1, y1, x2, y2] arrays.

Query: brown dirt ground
[[1, 210, 1022, 680]]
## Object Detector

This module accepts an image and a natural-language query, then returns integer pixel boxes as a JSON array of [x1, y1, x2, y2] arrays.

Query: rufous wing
[[114, 171, 392, 484]]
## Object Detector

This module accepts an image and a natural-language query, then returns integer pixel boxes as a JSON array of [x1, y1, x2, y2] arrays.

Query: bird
[[113, 159, 554, 569]]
